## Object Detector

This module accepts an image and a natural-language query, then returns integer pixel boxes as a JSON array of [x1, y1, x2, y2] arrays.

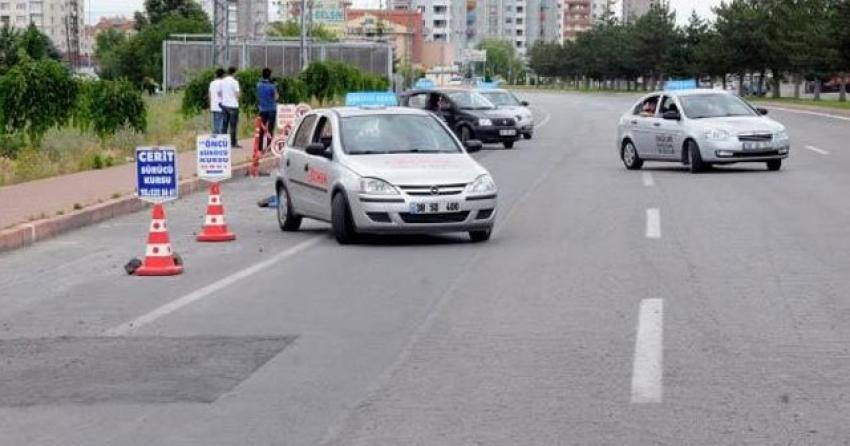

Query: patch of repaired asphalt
[[0, 336, 296, 407]]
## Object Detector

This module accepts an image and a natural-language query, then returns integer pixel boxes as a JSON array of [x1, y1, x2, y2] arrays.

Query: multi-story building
[[590, 0, 615, 22], [470, 0, 560, 56], [562, 0, 591, 40], [345, 9, 423, 65], [0, 0, 84, 55], [200, 0, 267, 39], [622, 0, 656, 22]]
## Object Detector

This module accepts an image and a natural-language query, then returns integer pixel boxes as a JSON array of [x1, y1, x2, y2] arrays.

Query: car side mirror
[[305, 142, 332, 158], [464, 139, 483, 153], [662, 110, 681, 121], [521, 100, 530, 106], [757, 107, 769, 115]]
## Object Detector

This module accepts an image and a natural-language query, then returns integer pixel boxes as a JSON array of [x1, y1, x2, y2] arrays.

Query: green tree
[[135, 0, 208, 28], [476, 38, 523, 84], [0, 55, 78, 145], [0, 25, 20, 75], [631, 3, 679, 89], [94, 29, 128, 80], [834, 0, 850, 101], [267, 20, 339, 41], [76, 79, 147, 140]]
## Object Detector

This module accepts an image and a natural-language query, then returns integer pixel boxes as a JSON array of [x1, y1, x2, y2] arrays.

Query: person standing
[[256, 68, 279, 152], [209, 68, 225, 134], [220, 66, 242, 148]]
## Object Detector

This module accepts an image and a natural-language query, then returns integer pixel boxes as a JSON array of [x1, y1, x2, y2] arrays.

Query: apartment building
[[622, 0, 657, 22], [562, 0, 590, 40], [201, 0, 267, 38], [0, 0, 84, 54]]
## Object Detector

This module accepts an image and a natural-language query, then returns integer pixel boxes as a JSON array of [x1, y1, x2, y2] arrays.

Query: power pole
[[65, 0, 81, 69], [300, 0, 308, 70], [212, 0, 230, 67]]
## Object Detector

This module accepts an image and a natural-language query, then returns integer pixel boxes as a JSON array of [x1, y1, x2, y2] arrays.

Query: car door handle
[[630, 120, 638, 125], [653, 122, 661, 127], [286, 158, 290, 167], [304, 164, 309, 172]]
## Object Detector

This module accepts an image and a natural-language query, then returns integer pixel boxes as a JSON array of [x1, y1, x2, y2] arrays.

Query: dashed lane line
[[804, 145, 830, 155], [631, 298, 664, 404], [642, 171, 655, 187], [645, 208, 661, 239]]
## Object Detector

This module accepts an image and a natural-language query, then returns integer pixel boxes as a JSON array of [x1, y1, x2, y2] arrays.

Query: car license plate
[[409, 202, 460, 214], [500, 129, 516, 136], [743, 141, 771, 150]]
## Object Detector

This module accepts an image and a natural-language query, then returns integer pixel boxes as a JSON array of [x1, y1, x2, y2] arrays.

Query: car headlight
[[360, 177, 398, 195], [465, 174, 497, 195], [704, 128, 732, 140], [478, 118, 493, 127], [775, 130, 789, 140]]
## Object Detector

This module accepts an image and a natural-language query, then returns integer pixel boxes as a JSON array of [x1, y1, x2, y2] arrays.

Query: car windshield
[[340, 114, 463, 155], [446, 91, 495, 110], [679, 94, 758, 119], [479, 91, 520, 107]]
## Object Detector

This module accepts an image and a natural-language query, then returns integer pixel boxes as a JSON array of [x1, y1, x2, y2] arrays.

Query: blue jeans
[[221, 106, 240, 146], [212, 111, 225, 134]]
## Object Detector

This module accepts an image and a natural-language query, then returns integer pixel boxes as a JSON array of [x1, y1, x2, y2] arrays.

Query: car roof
[[400, 87, 476, 96], [651, 88, 731, 97], [328, 106, 432, 118]]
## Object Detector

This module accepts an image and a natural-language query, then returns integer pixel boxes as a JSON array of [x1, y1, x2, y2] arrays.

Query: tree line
[[528, 0, 850, 100], [0, 24, 145, 157]]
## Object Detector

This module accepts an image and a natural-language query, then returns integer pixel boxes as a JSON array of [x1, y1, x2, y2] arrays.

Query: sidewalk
[[0, 139, 270, 252]]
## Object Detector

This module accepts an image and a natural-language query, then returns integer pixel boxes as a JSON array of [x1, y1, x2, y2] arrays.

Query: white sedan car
[[478, 88, 534, 139], [617, 89, 790, 172], [275, 106, 498, 244]]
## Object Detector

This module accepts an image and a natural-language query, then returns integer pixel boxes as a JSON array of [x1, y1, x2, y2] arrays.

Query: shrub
[[236, 68, 262, 112], [277, 76, 309, 104], [181, 68, 216, 117], [76, 79, 147, 140]]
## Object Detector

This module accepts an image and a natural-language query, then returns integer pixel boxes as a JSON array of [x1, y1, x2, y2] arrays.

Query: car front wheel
[[766, 159, 782, 171], [687, 140, 707, 173], [277, 184, 302, 232], [331, 192, 358, 244], [503, 140, 515, 149], [469, 228, 492, 242], [622, 140, 643, 170]]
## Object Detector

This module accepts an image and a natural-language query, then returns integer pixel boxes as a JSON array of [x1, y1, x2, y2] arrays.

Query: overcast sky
[[87, 0, 721, 25]]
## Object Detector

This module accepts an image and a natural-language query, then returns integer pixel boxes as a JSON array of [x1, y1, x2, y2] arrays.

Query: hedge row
[[0, 55, 147, 156], [181, 61, 391, 117]]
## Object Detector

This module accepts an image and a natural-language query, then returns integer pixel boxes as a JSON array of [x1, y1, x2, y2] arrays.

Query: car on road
[[399, 88, 521, 149], [618, 89, 790, 172], [275, 106, 498, 244], [477, 88, 534, 139]]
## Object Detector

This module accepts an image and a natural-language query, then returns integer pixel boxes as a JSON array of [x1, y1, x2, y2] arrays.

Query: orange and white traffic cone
[[134, 203, 183, 276], [197, 182, 236, 242]]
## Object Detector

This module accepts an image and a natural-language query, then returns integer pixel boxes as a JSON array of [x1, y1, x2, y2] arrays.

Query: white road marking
[[764, 106, 850, 122], [645, 208, 661, 239], [631, 298, 664, 404], [804, 145, 830, 155], [642, 171, 655, 187], [536, 108, 552, 129], [104, 236, 324, 336]]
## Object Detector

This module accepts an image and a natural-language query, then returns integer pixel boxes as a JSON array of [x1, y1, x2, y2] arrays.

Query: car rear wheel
[[523, 133, 532, 140], [687, 140, 706, 173], [766, 159, 782, 171], [277, 184, 302, 232], [332, 192, 358, 244], [622, 140, 643, 170], [503, 140, 515, 149], [469, 228, 492, 242]]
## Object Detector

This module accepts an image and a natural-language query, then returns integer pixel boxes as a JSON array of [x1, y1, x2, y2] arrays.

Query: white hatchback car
[[275, 106, 498, 244], [617, 89, 790, 172]]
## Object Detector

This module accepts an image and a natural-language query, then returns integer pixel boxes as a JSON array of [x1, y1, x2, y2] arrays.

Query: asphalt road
[[1, 92, 850, 445]]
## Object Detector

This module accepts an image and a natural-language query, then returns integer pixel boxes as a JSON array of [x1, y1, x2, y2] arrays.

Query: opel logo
[[430, 186, 439, 195]]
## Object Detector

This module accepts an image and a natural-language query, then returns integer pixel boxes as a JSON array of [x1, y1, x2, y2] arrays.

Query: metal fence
[[163, 40, 393, 90]]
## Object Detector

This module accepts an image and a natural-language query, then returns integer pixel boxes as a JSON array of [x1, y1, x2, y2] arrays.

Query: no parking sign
[[136, 147, 178, 203]]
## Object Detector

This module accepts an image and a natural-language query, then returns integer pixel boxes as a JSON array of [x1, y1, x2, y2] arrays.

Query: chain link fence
[[163, 40, 393, 90]]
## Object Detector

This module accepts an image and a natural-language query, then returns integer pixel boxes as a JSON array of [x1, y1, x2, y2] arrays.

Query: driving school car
[[617, 88, 790, 173], [275, 105, 498, 244], [477, 88, 534, 139]]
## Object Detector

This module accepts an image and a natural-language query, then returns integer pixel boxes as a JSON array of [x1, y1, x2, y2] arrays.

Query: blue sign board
[[414, 78, 435, 90], [665, 79, 698, 91], [345, 91, 398, 107], [136, 146, 178, 203]]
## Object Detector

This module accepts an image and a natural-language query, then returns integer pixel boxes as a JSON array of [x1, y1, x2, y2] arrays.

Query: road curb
[[0, 158, 276, 254]]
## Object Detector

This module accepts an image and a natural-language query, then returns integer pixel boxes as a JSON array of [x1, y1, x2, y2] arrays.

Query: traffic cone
[[134, 204, 183, 276], [197, 182, 236, 242]]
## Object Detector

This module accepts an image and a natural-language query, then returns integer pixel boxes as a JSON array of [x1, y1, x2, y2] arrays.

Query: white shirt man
[[209, 70, 225, 134], [220, 68, 242, 147]]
